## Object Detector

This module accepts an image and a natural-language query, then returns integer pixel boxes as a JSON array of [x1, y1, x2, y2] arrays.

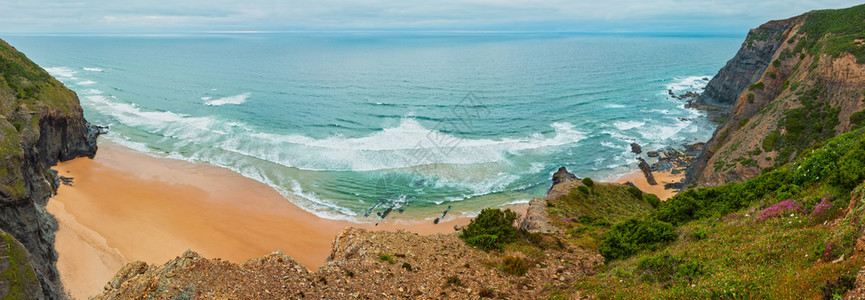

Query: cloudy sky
[[1, 0, 862, 34]]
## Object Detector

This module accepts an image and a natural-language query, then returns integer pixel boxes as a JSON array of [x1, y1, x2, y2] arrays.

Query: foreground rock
[[96, 228, 602, 299]]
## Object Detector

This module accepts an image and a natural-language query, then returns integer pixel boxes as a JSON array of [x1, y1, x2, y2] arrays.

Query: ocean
[[5, 33, 741, 221]]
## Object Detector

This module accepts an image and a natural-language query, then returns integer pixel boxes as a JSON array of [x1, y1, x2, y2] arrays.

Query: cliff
[[695, 18, 797, 110], [687, 4, 865, 187], [0, 38, 98, 299]]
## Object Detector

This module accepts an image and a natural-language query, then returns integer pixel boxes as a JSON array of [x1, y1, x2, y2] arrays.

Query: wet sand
[[48, 141, 501, 299]]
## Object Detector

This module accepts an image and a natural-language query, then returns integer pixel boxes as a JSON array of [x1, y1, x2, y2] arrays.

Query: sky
[[1, 0, 862, 34]]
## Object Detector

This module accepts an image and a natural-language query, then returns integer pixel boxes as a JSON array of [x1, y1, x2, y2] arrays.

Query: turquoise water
[[5, 33, 741, 221]]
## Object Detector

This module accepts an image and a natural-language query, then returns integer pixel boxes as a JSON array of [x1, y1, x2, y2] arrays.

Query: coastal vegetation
[[542, 127, 865, 298]]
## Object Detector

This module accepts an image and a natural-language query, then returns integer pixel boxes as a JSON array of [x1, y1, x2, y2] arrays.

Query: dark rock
[[702, 77, 709, 81], [630, 143, 642, 154], [622, 181, 636, 188], [550, 167, 578, 191], [651, 160, 674, 173], [664, 182, 685, 190], [433, 218, 440, 224], [636, 157, 657, 185], [647, 151, 660, 158]]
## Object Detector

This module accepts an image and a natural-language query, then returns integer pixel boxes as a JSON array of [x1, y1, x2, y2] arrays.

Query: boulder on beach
[[636, 157, 657, 185], [630, 143, 642, 154]]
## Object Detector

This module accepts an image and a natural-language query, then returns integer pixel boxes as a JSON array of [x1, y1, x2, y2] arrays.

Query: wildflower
[[810, 194, 833, 223], [758, 200, 802, 221]]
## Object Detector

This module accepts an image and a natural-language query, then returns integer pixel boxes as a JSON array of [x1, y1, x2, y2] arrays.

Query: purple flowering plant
[[757, 200, 803, 221], [810, 193, 834, 223]]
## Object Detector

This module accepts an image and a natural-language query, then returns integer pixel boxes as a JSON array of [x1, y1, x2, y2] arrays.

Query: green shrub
[[479, 287, 495, 298], [851, 109, 865, 130], [599, 218, 677, 260], [747, 92, 755, 103], [460, 208, 518, 251], [749, 82, 765, 91], [501, 256, 528, 276], [465, 234, 499, 252], [832, 148, 865, 190], [772, 60, 781, 68], [401, 262, 412, 271], [690, 228, 708, 240], [577, 185, 590, 195], [645, 194, 661, 209], [627, 186, 642, 199], [635, 253, 703, 284], [767, 71, 777, 79], [763, 131, 779, 152], [577, 215, 612, 227], [445, 276, 462, 287], [582, 177, 594, 187], [378, 253, 395, 264], [822, 273, 856, 300]]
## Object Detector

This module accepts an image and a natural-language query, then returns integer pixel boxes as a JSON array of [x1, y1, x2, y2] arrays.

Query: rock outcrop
[[96, 228, 602, 299], [0, 38, 98, 298], [687, 4, 865, 187], [550, 166, 578, 190], [636, 157, 657, 185]]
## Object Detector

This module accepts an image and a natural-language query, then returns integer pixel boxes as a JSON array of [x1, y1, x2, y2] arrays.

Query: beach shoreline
[[48, 139, 521, 299], [48, 139, 679, 299]]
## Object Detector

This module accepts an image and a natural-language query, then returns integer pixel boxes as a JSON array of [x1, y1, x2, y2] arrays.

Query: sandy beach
[[47, 140, 677, 299], [47, 141, 491, 299], [614, 171, 684, 200]]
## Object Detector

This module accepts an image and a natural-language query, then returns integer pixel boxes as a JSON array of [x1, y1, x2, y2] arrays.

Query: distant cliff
[[687, 4, 865, 187], [0, 38, 98, 299]]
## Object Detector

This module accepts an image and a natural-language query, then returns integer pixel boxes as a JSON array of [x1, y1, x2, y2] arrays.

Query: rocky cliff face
[[0, 38, 98, 298], [687, 4, 865, 187], [696, 18, 797, 109]]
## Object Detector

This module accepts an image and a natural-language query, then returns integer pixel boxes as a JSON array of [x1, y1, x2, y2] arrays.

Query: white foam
[[45, 66, 77, 79], [241, 118, 585, 171], [613, 120, 645, 131], [205, 93, 250, 106], [666, 75, 711, 94], [83, 67, 103, 72], [103, 133, 152, 154], [639, 118, 692, 141], [76, 80, 97, 85], [605, 104, 626, 109], [497, 199, 531, 207], [201, 96, 212, 101]]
